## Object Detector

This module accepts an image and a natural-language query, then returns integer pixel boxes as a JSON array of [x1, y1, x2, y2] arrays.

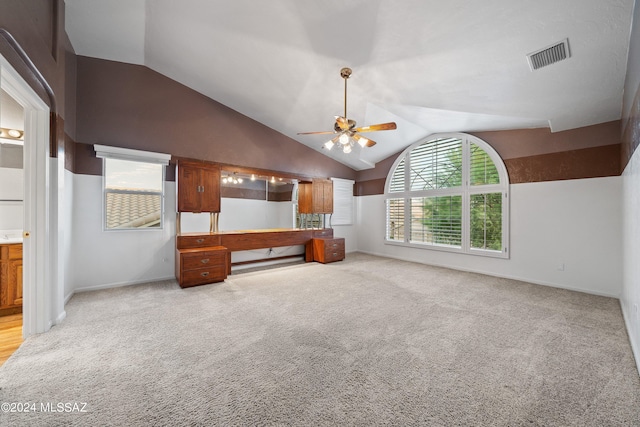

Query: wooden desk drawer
[[180, 266, 227, 287], [313, 229, 334, 238], [177, 234, 221, 249], [181, 250, 227, 270], [312, 237, 345, 264]]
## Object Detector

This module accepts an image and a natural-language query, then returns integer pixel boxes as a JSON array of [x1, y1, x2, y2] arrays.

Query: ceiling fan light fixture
[[357, 137, 369, 147], [297, 68, 396, 155]]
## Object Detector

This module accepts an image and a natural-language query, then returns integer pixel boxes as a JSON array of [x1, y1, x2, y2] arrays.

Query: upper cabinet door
[[199, 166, 221, 212], [301, 179, 333, 215], [177, 161, 221, 213], [298, 182, 312, 214], [322, 180, 333, 213]]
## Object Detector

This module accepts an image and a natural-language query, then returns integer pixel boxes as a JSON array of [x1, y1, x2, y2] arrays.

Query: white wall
[[71, 174, 176, 292], [622, 146, 640, 372], [357, 177, 622, 297]]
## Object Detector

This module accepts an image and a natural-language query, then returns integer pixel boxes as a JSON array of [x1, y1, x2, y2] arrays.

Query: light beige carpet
[[0, 253, 638, 426]]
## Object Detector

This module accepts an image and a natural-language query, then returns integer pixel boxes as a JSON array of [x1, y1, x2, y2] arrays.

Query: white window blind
[[386, 198, 405, 241], [410, 137, 462, 191], [388, 158, 405, 193], [331, 178, 354, 225]]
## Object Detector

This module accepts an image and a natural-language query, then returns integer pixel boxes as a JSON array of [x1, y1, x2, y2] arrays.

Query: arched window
[[385, 133, 509, 258]]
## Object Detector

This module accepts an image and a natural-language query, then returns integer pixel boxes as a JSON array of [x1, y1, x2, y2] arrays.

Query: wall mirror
[[218, 171, 298, 231]]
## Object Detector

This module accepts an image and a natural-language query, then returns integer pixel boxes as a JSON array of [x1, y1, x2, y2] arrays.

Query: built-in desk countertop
[[176, 228, 334, 284]]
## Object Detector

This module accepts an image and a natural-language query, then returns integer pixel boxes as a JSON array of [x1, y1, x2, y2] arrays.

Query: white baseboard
[[74, 276, 176, 294], [64, 291, 74, 305], [355, 250, 620, 299], [620, 301, 640, 378]]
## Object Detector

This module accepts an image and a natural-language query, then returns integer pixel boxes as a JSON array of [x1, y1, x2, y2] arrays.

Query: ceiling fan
[[297, 67, 397, 154]]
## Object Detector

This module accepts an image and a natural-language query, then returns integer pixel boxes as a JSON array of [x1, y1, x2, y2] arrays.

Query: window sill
[[384, 239, 509, 259]]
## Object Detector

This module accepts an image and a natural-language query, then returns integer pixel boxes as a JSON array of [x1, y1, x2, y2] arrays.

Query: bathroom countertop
[[0, 230, 23, 244]]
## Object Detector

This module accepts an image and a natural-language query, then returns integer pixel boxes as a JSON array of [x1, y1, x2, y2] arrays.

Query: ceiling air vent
[[526, 39, 570, 71]]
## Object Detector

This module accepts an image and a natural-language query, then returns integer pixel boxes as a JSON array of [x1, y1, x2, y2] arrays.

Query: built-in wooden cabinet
[[177, 160, 221, 213], [312, 237, 345, 264], [299, 179, 333, 214], [0, 243, 22, 313], [176, 244, 229, 288]]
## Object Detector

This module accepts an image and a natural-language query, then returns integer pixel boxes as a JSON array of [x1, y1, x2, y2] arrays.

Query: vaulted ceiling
[[65, 0, 635, 170]]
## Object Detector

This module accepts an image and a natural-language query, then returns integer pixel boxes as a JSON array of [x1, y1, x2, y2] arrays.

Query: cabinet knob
[[201, 272, 209, 277], [23, 231, 30, 238], [201, 259, 210, 264]]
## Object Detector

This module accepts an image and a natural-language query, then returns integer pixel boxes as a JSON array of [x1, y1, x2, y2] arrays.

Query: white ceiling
[[65, 0, 635, 170]]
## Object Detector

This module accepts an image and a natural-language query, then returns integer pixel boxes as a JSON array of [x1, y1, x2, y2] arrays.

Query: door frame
[[1, 53, 55, 337]]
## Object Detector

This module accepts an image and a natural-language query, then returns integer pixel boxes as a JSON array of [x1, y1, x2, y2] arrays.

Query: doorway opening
[[0, 88, 25, 364], [0, 51, 57, 347]]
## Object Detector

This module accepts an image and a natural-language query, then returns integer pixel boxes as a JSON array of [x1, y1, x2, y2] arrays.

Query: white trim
[[1, 53, 54, 337], [94, 144, 171, 165], [74, 275, 176, 293], [356, 249, 620, 298]]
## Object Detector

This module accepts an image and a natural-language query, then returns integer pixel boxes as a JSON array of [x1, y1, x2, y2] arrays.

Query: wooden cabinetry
[[177, 161, 221, 213], [175, 245, 229, 288], [299, 179, 333, 214], [0, 243, 22, 313], [312, 237, 345, 264]]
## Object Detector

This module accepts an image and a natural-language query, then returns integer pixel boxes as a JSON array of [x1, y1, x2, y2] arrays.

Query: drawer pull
[[196, 238, 205, 243], [333, 252, 338, 256], [200, 259, 210, 264], [201, 272, 209, 277], [332, 243, 338, 247]]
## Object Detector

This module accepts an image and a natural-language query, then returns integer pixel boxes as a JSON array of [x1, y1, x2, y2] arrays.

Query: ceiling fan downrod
[[340, 67, 351, 119]]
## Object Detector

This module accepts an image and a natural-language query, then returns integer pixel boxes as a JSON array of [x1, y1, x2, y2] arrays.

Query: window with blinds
[[384, 133, 509, 258], [95, 145, 170, 231]]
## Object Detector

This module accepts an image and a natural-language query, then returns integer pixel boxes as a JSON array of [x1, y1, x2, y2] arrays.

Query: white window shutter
[[330, 178, 354, 225]]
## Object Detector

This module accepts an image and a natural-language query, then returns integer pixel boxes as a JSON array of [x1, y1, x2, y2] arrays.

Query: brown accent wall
[[472, 121, 621, 160], [504, 145, 620, 184], [354, 121, 622, 196], [0, 0, 73, 163], [75, 56, 356, 182]]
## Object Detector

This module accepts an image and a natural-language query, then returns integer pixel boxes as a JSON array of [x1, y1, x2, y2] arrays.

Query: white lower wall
[[71, 175, 176, 292], [622, 147, 640, 372], [357, 176, 622, 297]]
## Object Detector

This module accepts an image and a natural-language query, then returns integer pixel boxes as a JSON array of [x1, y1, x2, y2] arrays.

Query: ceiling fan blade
[[354, 134, 377, 147], [354, 122, 397, 133], [297, 130, 336, 135]]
